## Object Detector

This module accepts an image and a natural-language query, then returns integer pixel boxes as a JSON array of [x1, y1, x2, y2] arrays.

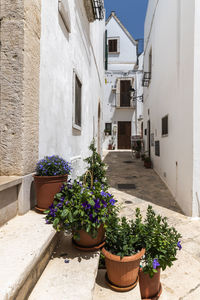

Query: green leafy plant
[[36, 155, 71, 176], [81, 140, 108, 187], [104, 208, 144, 258], [45, 180, 117, 239], [140, 206, 182, 277]]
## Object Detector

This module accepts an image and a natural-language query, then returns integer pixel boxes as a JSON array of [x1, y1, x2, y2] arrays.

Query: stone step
[[0, 210, 57, 300], [28, 233, 100, 300]]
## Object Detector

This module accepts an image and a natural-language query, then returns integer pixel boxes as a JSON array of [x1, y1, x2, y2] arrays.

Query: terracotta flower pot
[[34, 174, 68, 210], [102, 247, 145, 288], [144, 161, 152, 168], [139, 268, 162, 300], [73, 224, 105, 250]]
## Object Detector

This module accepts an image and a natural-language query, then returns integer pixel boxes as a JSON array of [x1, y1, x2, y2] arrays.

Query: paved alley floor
[[93, 151, 200, 300], [103, 151, 182, 214]]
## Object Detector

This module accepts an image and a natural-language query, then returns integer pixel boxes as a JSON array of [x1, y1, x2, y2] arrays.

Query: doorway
[[118, 121, 131, 149]]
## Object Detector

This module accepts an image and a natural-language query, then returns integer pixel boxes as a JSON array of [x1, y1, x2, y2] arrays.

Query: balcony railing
[[92, 0, 104, 20]]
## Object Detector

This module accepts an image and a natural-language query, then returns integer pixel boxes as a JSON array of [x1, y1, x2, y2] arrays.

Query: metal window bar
[[142, 72, 151, 87], [92, 0, 104, 20]]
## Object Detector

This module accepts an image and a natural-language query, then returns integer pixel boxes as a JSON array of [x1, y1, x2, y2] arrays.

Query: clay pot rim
[[139, 267, 161, 273], [33, 174, 69, 179], [102, 247, 145, 262]]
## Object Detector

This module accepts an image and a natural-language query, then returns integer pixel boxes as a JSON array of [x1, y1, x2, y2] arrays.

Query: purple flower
[[109, 198, 116, 205], [102, 200, 107, 207], [65, 201, 69, 205], [46, 219, 50, 224], [82, 202, 91, 210], [152, 259, 160, 269], [60, 196, 65, 202], [57, 202, 63, 208], [177, 241, 182, 250], [94, 199, 101, 210]]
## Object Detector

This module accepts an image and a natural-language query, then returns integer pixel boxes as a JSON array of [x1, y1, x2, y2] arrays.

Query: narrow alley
[[93, 151, 200, 300]]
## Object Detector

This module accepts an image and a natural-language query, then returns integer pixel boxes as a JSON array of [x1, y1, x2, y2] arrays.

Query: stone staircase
[[0, 209, 100, 300]]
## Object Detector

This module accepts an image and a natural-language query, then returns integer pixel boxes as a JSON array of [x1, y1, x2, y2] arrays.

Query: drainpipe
[[105, 30, 108, 70]]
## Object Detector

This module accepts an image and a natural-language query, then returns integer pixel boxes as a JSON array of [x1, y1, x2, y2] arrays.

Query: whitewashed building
[[0, 0, 105, 225], [103, 12, 143, 150], [143, 0, 200, 217]]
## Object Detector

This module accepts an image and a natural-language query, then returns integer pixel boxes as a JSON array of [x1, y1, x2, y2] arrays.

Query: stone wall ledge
[[0, 176, 22, 192]]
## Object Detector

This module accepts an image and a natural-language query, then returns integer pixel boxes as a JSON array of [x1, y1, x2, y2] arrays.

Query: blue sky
[[104, 0, 148, 52]]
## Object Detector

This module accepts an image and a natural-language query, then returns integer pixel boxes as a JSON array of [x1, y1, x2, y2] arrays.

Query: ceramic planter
[[34, 174, 68, 211], [102, 247, 145, 291], [139, 268, 162, 300], [72, 224, 105, 251]]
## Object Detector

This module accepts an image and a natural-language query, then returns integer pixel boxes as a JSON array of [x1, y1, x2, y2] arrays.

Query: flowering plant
[[35, 155, 71, 176], [45, 180, 117, 239], [140, 206, 182, 277]]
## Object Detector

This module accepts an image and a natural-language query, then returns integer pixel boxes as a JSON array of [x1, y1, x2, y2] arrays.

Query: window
[[149, 48, 152, 75], [73, 72, 82, 130], [108, 37, 119, 53], [120, 80, 131, 107], [105, 123, 112, 135], [162, 115, 168, 136], [155, 141, 160, 156]]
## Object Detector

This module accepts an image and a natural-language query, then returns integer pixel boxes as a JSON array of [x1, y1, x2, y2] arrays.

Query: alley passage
[[104, 151, 182, 214]]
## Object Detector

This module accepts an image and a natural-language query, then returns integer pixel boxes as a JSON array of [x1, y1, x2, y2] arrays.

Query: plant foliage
[[81, 140, 108, 187], [140, 206, 182, 277], [105, 208, 144, 258]]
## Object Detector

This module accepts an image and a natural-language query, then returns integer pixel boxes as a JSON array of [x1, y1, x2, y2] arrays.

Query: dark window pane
[[155, 140, 160, 156], [120, 80, 131, 107], [75, 75, 82, 127], [162, 115, 168, 135], [109, 39, 117, 52], [105, 123, 112, 135]]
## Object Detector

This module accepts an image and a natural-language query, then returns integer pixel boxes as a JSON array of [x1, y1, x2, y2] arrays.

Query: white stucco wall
[[192, 0, 200, 217], [143, 0, 196, 216], [106, 15, 137, 71], [39, 0, 105, 179]]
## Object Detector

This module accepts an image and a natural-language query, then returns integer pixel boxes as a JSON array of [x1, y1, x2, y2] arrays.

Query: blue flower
[[152, 259, 160, 269], [57, 202, 63, 208], [177, 241, 182, 250]]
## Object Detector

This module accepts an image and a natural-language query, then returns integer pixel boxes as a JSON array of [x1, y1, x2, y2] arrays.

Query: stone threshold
[[0, 176, 22, 192], [0, 211, 57, 300]]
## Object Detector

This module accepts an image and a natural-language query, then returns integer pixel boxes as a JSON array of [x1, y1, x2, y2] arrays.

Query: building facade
[[103, 12, 143, 150], [0, 0, 105, 225], [143, 0, 200, 217]]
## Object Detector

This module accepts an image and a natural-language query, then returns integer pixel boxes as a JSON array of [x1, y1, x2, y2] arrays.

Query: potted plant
[[81, 140, 108, 188], [141, 154, 146, 161], [34, 155, 71, 212], [135, 147, 141, 159], [139, 206, 182, 300], [45, 179, 117, 251], [102, 210, 145, 292], [144, 156, 152, 168]]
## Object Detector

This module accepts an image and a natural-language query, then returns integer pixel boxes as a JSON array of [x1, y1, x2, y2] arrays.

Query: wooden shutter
[[120, 80, 131, 107]]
